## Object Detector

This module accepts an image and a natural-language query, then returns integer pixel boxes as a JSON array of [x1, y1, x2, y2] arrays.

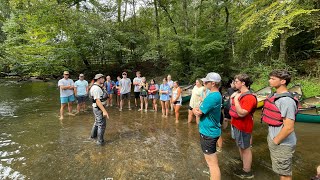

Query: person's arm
[[145, 83, 148, 90], [273, 118, 294, 145], [74, 83, 78, 96], [95, 98, 109, 119], [119, 80, 122, 91], [133, 79, 138, 86], [60, 85, 70, 90], [59, 81, 71, 90], [155, 84, 159, 93], [86, 82, 89, 95], [193, 107, 202, 116], [159, 85, 165, 93], [233, 92, 250, 117], [193, 94, 219, 116], [68, 80, 74, 90]]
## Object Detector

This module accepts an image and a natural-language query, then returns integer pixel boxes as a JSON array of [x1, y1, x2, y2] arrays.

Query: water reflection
[[0, 80, 319, 179], [0, 133, 26, 179]]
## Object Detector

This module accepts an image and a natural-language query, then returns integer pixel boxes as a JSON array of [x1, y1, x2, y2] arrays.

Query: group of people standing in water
[[58, 69, 305, 180], [193, 70, 300, 180]]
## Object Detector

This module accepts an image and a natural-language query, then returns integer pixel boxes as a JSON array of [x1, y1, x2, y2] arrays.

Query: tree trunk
[[154, 0, 162, 61], [279, 28, 288, 62], [132, 0, 137, 28], [154, 0, 161, 40], [158, 1, 178, 35], [117, 0, 122, 23], [122, 0, 128, 22], [183, 0, 188, 34]]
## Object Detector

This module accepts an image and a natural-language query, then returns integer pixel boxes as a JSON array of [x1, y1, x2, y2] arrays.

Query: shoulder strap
[[92, 84, 103, 90], [275, 92, 299, 105], [239, 90, 256, 99]]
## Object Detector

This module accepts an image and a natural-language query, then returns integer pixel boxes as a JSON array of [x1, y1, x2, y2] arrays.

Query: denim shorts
[[60, 95, 75, 104]]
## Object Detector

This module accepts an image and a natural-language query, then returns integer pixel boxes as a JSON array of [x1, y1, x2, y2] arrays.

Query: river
[[0, 80, 319, 179]]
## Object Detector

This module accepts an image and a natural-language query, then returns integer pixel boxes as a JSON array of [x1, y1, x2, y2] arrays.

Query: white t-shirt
[[133, 77, 142, 92], [90, 84, 103, 107], [58, 78, 74, 97]]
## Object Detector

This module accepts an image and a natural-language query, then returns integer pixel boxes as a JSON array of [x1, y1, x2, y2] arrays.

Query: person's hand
[[193, 107, 202, 116], [273, 138, 279, 145], [103, 111, 109, 119]]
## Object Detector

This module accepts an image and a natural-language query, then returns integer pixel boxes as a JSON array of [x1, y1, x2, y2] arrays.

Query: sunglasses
[[64, 74, 69, 75], [122, 74, 127, 75]]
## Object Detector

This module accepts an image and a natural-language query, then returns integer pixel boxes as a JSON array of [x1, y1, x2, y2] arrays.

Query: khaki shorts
[[267, 136, 296, 176]]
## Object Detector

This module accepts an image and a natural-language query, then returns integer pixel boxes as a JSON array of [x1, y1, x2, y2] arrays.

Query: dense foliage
[[0, 0, 319, 82]]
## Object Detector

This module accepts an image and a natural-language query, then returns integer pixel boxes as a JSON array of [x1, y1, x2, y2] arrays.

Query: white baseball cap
[[94, 74, 104, 80], [201, 72, 221, 83]]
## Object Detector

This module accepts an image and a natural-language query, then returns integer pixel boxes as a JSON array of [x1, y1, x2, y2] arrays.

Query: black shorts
[[120, 93, 130, 100], [76, 95, 87, 103], [224, 107, 231, 119], [134, 92, 140, 99], [200, 133, 219, 154]]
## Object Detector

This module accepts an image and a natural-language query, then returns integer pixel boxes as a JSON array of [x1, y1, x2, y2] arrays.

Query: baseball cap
[[94, 74, 104, 80], [63, 71, 69, 75], [201, 72, 221, 83]]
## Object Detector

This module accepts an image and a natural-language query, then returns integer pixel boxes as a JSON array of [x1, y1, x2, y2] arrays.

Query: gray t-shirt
[[133, 77, 142, 92], [268, 96, 297, 146], [168, 80, 174, 95], [119, 78, 132, 94], [90, 84, 103, 107], [58, 78, 74, 97]]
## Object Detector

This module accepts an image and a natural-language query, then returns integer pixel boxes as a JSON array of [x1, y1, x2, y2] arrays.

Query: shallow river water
[[0, 80, 319, 179]]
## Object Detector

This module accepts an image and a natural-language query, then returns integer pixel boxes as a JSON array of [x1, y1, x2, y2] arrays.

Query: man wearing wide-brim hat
[[89, 74, 109, 145]]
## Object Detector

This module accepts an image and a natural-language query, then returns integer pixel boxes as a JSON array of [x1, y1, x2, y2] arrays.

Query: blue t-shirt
[[159, 84, 170, 101], [199, 91, 222, 138], [105, 81, 115, 94], [74, 80, 88, 96]]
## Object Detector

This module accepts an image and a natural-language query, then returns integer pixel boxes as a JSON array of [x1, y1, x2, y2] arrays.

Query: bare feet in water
[[67, 112, 75, 116]]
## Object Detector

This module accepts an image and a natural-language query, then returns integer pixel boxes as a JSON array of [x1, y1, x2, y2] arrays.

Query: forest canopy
[[0, 0, 319, 82]]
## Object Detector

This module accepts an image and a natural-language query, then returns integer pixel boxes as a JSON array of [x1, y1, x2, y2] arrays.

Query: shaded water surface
[[0, 80, 319, 179]]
